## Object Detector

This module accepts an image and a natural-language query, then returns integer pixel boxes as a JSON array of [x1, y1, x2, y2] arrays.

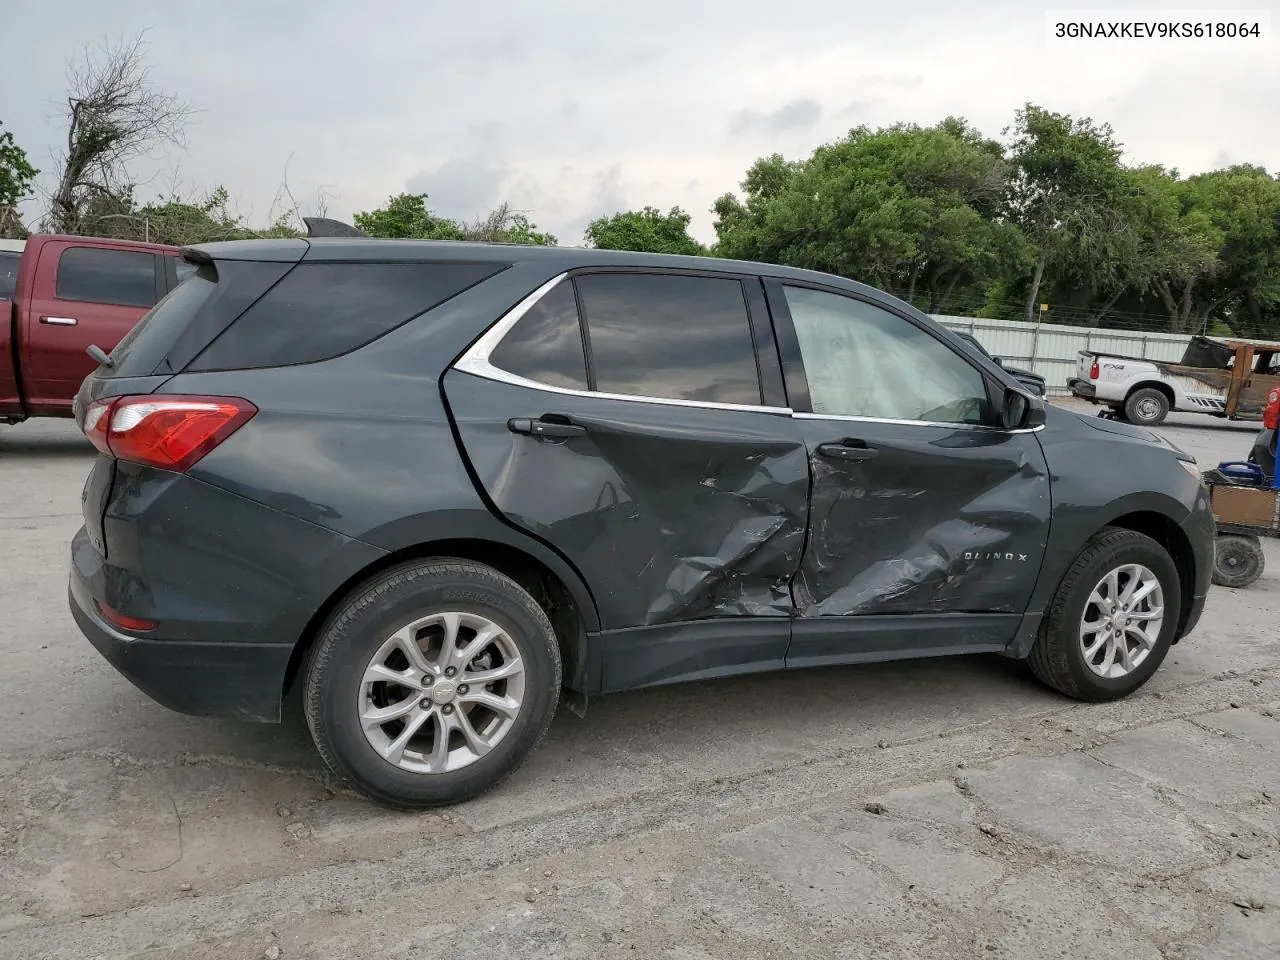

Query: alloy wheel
[[1078, 563, 1165, 679], [357, 612, 526, 773]]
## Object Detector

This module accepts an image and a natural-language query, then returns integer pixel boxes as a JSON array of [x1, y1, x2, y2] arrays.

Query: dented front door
[[763, 279, 1052, 666]]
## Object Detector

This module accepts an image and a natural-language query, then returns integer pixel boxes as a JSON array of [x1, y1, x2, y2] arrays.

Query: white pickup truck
[[1067, 335, 1280, 426]]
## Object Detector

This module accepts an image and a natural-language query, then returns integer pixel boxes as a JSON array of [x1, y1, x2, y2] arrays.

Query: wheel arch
[[283, 536, 599, 706], [1102, 510, 1197, 639], [1009, 497, 1200, 659]]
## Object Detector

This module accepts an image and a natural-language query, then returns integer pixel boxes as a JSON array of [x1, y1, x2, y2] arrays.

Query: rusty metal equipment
[[1203, 459, 1278, 588]]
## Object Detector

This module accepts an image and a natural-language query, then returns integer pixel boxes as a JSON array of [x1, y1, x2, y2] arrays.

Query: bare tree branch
[[49, 31, 193, 233]]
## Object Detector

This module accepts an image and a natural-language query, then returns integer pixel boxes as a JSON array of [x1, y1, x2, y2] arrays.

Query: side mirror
[[993, 357, 1006, 368], [1001, 388, 1045, 431]]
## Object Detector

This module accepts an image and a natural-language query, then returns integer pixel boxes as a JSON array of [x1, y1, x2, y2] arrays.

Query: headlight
[[1178, 459, 1201, 481]]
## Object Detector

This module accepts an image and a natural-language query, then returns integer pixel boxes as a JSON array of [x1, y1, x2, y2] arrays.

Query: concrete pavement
[[1, 409, 1276, 959]]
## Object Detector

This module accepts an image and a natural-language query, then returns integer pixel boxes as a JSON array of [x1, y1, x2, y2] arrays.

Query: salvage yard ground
[[1, 403, 1278, 960]]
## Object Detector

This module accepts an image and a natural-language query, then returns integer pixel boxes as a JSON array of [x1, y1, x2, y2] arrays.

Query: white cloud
[[3, 0, 1276, 245]]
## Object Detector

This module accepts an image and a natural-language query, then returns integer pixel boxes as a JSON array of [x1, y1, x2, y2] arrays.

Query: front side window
[[56, 247, 157, 308], [783, 286, 989, 424], [575, 272, 762, 406], [489, 280, 588, 390]]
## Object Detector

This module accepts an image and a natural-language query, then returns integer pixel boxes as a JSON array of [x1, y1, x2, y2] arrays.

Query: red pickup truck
[[2, 234, 191, 424]]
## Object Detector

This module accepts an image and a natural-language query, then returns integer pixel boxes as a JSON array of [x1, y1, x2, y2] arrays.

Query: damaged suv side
[[68, 237, 1215, 808]]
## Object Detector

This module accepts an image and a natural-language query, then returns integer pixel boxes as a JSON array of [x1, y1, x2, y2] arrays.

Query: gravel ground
[[1, 405, 1276, 960]]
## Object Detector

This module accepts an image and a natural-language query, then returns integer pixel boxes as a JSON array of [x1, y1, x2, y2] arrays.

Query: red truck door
[[20, 239, 166, 413]]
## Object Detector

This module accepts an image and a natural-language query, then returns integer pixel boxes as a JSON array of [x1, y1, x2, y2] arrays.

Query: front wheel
[[1028, 528, 1181, 701], [304, 559, 563, 808]]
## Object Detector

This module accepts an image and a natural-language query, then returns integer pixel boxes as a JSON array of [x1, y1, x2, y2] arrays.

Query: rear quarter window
[[187, 260, 508, 371]]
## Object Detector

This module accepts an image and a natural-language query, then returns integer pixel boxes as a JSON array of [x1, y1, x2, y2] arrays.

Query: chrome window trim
[[452, 271, 794, 415], [452, 272, 1044, 431], [794, 412, 1046, 434]]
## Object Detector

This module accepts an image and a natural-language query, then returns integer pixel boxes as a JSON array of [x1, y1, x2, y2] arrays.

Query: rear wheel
[[1028, 528, 1181, 701], [1212, 534, 1265, 588], [304, 559, 562, 808], [1123, 387, 1170, 426]]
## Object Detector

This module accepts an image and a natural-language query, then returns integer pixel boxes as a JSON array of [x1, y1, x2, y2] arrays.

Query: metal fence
[[933, 315, 1192, 396]]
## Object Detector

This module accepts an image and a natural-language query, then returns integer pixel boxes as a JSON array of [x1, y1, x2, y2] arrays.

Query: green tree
[[1159, 165, 1280, 334], [353, 194, 557, 245], [0, 121, 37, 207], [1, 121, 38, 238], [459, 202, 556, 245], [712, 119, 1025, 312], [73, 184, 299, 244], [585, 205, 705, 255], [353, 192, 464, 240], [1005, 104, 1132, 322]]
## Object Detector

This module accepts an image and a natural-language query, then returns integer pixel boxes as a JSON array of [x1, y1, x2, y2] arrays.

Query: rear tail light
[[81, 395, 257, 472], [1089, 359, 1100, 379]]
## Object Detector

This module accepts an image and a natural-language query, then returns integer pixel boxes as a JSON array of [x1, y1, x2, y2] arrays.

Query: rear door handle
[[817, 439, 879, 461], [40, 316, 78, 326], [507, 416, 587, 439]]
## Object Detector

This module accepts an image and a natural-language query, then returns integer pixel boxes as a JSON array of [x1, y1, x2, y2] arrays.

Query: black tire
[[1123, 387, 1170, 425], [304, 559, 562, 808], [1028, 527, 1182, 702], [1212, 534, 1265, 588]]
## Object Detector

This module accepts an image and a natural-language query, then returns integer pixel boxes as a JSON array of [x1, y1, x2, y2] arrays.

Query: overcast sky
[[4, 0, 1277, 244]]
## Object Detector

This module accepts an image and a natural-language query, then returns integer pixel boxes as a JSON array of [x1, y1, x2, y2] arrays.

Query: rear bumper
[[67, 462, 386, 722], [1067, 378, 1097, 401], [69, 529, 293, 722]]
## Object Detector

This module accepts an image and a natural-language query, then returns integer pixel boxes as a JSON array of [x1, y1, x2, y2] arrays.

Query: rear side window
[[0, 251, 18, 299], [489, 281, 588, 390], [56, 247, 158, 308], [188, 260, 507, 371], [574, 273, 762, 405]]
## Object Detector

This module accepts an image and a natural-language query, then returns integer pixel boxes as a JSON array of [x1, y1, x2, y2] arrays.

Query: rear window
[[187, 260, 507, 371], [56, 247, 158, 308], [106, 263, 220, 376], [0, 251, 18, 299]]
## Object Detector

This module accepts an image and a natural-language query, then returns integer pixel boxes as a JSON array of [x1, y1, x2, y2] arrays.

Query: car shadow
[[134, 652, 1058, 789]]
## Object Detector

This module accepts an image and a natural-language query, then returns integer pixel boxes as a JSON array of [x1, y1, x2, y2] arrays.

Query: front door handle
[[817, 439, 879, 462], [507, 416, 587, 439], [40, 316, 78, 326]]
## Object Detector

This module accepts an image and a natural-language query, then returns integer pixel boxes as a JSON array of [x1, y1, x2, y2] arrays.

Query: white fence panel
[[932, 315, 1192, 396]]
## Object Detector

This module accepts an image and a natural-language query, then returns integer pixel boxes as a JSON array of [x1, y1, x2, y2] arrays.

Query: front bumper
[[1175, 484, 1216, 642], [69, 527, 294, 722]]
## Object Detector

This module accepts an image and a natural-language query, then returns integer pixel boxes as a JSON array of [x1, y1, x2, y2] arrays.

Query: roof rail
[[303, 217, 367, 238]]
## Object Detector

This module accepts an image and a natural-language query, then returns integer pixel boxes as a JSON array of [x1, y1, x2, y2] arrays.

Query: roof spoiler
[[303, 217, 367, 238]]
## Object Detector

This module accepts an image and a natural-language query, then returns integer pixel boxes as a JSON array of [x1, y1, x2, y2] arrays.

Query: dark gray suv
[[68, 227, 1216, 807]]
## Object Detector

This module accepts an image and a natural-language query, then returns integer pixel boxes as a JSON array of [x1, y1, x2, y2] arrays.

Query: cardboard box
[[1210, 484, 1280, 531]]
